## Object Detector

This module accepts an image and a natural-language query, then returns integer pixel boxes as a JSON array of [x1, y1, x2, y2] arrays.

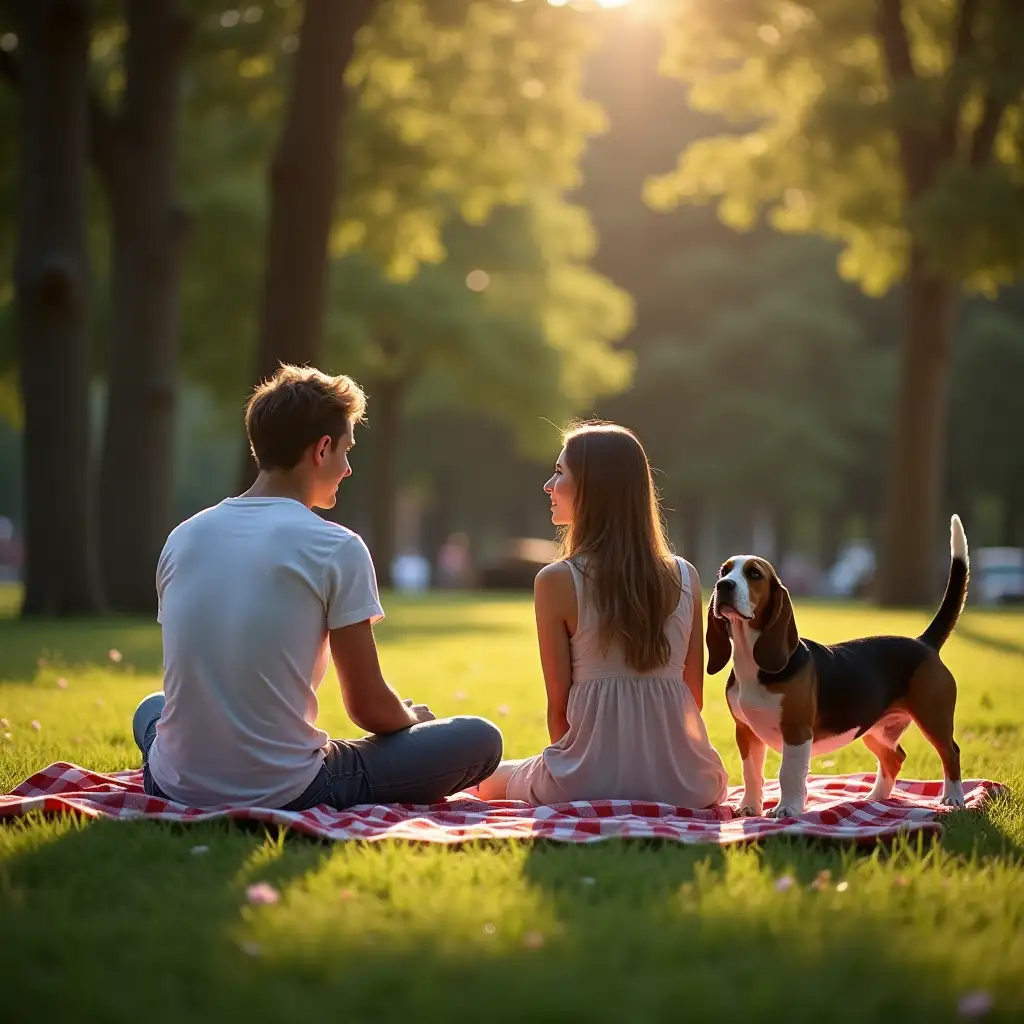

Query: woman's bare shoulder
[[534, 559, 576, 602], [537, 558, 573, 578]]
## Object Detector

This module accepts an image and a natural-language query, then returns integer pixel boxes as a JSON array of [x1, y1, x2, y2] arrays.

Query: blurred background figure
[[391, 551, 431, 593], [0, 515, 22, 582], [437, 532, 473, 590]]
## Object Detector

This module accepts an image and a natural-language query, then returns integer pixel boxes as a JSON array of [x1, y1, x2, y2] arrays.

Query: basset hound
[[706, 515, 969, 818]]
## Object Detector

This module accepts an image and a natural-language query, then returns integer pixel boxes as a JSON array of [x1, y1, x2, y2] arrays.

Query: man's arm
[[329, 620, 430, 734]]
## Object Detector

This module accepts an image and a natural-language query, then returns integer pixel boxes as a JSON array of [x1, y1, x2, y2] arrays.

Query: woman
[[472, 422, 728, 807]]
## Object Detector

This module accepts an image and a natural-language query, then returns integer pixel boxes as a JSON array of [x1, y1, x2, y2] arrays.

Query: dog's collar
[[757, 639, 811, 684]]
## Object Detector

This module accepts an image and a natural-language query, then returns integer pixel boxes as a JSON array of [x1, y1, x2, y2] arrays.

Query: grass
[[1, 581, 1022, 1022]]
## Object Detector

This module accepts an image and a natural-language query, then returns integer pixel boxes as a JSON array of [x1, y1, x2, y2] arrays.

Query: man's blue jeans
[[133, 693, 502, 810]]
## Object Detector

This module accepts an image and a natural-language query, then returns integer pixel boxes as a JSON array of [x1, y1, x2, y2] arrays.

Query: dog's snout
[[716, 578, 736, 593]]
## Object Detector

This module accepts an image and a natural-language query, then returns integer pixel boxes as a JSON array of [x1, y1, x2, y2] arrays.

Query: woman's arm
[[682, 561, 705, 711], [533, 562, 576, 743]]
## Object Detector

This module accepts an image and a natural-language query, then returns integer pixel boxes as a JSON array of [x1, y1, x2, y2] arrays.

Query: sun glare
[[545, 0, 636, 6]]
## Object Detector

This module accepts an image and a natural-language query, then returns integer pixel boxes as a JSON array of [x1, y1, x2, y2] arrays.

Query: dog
[[706, 515, 969, 818]]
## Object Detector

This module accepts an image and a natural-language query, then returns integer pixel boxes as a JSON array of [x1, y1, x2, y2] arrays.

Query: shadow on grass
[[3, 808, 1022, 1024], [0, 814, 335, 1020], [0, 609, 524, 683], [956, 625, 1024, 658], [373, 620, 524, 642], [0, 617, 166, 681]]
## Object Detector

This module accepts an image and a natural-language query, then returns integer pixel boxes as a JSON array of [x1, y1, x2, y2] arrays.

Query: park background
[[2, 0, 1023, 614], [1, 4, 1024, 1020]]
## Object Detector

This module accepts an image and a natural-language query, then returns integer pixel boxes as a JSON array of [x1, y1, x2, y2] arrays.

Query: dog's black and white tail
[[919, 515, 969, 651]]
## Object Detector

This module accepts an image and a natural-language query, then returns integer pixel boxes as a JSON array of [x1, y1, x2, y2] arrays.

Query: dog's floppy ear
[[706, 598, 732, 675], [752, 576, 798, 674]]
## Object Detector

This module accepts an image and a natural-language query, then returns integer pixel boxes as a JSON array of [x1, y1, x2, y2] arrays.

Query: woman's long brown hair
[[558, 422, 680, 672]]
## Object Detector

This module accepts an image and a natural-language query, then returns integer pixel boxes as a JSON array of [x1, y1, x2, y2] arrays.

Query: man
[[131, 364, 502, 809]]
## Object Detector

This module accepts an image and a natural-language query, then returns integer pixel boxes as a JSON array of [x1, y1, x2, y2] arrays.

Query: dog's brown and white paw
[[735, 803, 762, 818]]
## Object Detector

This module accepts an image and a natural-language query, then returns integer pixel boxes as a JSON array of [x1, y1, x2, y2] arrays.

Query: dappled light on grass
[[0, 595, 1022, 1019]]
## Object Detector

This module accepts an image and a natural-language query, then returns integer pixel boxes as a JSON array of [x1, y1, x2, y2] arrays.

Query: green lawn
[[1, 584, 1022, 1022]]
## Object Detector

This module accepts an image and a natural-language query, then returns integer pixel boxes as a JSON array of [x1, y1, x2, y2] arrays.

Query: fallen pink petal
[[56, 677, 68, 689], [958, 990, 993, 1017], [522, 931, 545, 949], [30, 720, 41, 731], [245, 882, 280, 906], [497, 705, 510, 716], [774, 875, 794, 892], [108, 649, 123, 663]]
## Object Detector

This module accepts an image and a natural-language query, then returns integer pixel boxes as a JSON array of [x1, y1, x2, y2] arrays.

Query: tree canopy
[[646, 0, 1024, 295]]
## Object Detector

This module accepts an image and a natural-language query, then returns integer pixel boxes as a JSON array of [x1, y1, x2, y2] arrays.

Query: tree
[[240, 0, 605, 487], [325, 194, 633, 583], [648, 0, 1024, 604], [0, 52, 18, 433], [601, 231, 892, 571], [8, 0, 102, 615], [949, 304, 1024, 545], [89, 0, 192, 612], [248, 0, 376, 411]]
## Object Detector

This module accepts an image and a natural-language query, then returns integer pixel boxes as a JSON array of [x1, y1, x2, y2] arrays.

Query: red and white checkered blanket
[[0, 762, 1004, 845]]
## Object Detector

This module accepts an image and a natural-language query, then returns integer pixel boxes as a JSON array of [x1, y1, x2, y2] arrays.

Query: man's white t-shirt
[[147, 497, 384, 808]]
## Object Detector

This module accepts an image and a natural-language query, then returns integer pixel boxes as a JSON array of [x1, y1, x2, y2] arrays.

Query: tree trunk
[[1005, 493, 1023, 548], [13, 0, 102, 616], [677, 492, 701, 565], [368, 375, 405, 589], [239, 0, 377, 490], [818, 507, 844, 573], [97, 0, 190, 613], [878, 248, 956, 606]]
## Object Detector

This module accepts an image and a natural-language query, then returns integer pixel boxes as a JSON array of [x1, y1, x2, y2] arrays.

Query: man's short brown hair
[[245, 364, 367, 472]]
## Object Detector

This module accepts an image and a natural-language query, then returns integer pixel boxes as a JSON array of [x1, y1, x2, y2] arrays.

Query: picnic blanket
[[0, 762, 1004, 845]]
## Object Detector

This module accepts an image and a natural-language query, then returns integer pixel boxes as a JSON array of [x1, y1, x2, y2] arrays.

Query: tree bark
[[818, 507, 844, 573], [239, 0, 377, 490], [878, 248, 956, 605], [367, 374, 405, 589], [1005, 493, 1023, 548], [97, 0, 190, 613], [677, 492, 702, 566], [13, 0, 102, 616]]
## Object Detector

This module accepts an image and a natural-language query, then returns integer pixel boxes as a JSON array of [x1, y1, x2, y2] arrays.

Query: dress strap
[[674, 556, 692, 612], [564, 558, 592, 633]]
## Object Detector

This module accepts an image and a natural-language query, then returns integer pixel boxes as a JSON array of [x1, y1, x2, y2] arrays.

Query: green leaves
[[649, 0, 1024, 296], [339, 0, 605, 278], [325, 193, 633, 457]]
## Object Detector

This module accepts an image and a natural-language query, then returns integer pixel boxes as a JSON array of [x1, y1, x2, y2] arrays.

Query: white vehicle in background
[[826, 540, 876, 598], [976, 547, 1024, 605]]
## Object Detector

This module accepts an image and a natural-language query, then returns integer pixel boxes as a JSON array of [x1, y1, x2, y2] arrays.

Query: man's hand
[[402, 698, 436, 724]]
